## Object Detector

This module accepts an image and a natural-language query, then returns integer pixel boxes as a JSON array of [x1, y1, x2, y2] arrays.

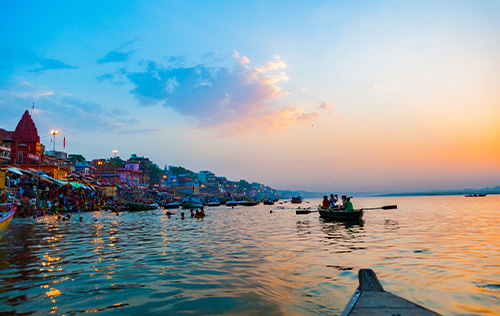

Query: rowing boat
[[341, 269, 441, 315], [0, 203, 17, 232], [127, 201, 158, 211], [318, 206, 363, 220]]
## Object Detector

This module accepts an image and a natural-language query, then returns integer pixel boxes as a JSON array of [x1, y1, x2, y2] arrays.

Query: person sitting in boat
[[322, 195, 330, 209], [329, 194, 338, 208], [344, 197, 354, 211]]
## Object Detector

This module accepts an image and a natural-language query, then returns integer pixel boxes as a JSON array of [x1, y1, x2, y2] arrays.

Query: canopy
[[6, 167, 23, 176]]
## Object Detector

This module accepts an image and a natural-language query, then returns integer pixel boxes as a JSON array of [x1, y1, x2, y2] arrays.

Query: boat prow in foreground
[[341, 269, 441, 316]]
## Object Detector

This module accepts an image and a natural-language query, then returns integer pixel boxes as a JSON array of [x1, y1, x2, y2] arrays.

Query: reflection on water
[[0, 195, 499, 315]]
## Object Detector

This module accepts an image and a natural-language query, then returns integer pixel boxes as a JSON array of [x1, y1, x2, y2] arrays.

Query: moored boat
[[182, 196, 203, 209], [225, 200, 239, 207], [206, 198, 221, 207], [127, 201, 158, 211], [341, 269, 441, 315], [318, 206, 363, 220], [465, 193, 486, 197], [164, 201, 181, 209], [240, 199, 259, 206], [0, 203, 17, 232], [263, 198, 274, 205]]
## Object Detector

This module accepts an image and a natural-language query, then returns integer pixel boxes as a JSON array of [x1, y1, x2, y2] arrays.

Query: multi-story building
[[198, 170, 216, 183]]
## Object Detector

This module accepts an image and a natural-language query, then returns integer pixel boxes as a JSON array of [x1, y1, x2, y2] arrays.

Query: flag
[[63, 136, 66, 150]]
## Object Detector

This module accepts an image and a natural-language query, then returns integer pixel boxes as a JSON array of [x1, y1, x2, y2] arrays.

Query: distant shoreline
[[278, 187, 500, 199]]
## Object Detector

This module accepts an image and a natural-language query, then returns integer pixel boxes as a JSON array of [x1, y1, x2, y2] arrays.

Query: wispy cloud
[[28, 58, 77, 73], [97, 51, 131, 64], [121, 52, 318, 134], [0, 85, 137, 133], [0, 51, 77, 76]]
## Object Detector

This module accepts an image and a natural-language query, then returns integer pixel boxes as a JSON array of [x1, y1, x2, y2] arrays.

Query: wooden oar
[[296, 205, 397, 215], [296, 209, 318, 214], [362, 205, 397, 210]]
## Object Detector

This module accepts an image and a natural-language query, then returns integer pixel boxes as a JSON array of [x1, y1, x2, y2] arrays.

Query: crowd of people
[[322, 194, 354, 211], [1, 172, 122, 218]]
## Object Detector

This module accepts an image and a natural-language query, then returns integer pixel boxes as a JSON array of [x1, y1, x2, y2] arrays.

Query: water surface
[[1, 195, 499, 315]]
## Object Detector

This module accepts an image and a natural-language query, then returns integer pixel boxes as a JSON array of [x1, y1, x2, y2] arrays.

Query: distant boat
[[206, 198, 221, 207], [291, 196, 303, 204], [127, 201, 158, 211], [182, 196, 203, 209], [263, 198, 274, 205], [0, 203, 16, 232], [240, 199, 259, 206], [164, 201, 181, 209], [465, 193, 487, 197], [225, 200, 239, 207]]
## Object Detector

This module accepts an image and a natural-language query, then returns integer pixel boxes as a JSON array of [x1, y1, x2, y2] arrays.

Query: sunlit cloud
[[121, 52, 319, 134], [370, 82, 397, 93], [319, 101, 334, 110]]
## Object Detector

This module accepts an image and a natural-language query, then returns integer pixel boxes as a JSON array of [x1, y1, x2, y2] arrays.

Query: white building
[[198, 170, 216, 183]]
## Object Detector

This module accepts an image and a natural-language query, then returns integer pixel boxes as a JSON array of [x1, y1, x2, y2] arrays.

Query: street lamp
[[51, 130, 59, 152], [97, 161, 103, 181]]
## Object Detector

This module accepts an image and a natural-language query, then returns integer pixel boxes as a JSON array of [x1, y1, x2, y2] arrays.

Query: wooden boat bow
[[341, 269, 441, 316]]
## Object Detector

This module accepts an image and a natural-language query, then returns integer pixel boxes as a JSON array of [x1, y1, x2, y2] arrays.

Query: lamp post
[[50, 130, 59, 153], [97, 161, 103, 181]]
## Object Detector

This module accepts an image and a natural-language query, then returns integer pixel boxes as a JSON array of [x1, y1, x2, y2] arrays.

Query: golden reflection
[[46, 288, 61, 297]]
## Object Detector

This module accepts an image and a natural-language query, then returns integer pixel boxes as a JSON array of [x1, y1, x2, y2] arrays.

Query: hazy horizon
[[1, 1, 499, 192]]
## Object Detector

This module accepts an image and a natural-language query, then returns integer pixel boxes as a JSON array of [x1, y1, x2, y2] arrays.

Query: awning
[[6, 167, 23, 176]]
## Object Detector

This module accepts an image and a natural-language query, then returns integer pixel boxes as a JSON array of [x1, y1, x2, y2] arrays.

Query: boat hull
[[127, 202, 158, 211], [0, 204, 16, 232], [318, 208, 363, 220]]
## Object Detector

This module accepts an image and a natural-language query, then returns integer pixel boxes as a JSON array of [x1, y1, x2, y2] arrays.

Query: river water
[[0, 195, 499, 315]]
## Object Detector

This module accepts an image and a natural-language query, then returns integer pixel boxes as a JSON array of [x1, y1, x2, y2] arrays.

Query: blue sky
[[1, 1, 499, 192]]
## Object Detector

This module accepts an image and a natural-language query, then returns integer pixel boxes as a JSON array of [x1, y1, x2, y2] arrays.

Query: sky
[[1, 1, 499, 192]]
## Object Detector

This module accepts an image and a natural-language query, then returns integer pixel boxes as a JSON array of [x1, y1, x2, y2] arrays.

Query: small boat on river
[[164, 201, 181, 209], [182, 196, 203, 209], [291, 196, 303, 204], [206, 198, 221, 207], [318, 206, 363, 220], [341, 269, 441, 315], [263, 198, 274, 205], [225, 200, 239, 207], [127, 201, 158, 211], [465, 193, 487, 197], [240, 199, 259, 206], [0, 203, 17, 232]]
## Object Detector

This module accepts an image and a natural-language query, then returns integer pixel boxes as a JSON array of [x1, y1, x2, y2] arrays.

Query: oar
[[296, 209, 317, 214], [362, 205, 397, 210], [296, 205, 397, 215]]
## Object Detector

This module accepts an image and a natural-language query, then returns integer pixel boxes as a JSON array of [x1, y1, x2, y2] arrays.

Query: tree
[[107, 156, 125, 168], [69, 154, 86, 165]]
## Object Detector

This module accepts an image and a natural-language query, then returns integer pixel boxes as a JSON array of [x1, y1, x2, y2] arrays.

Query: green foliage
[[169, 166, 196, 177], [238, 179, 251, 190], [69, 154, 86, 164], [107, 156, 125, 168], [149, 163, 164, 182]]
